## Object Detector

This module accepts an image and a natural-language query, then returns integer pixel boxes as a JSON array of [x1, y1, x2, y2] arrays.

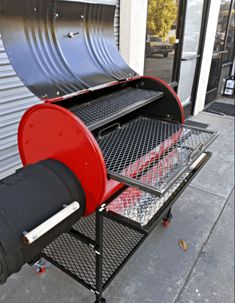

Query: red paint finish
[[18, 75, 184, 215], [163, 220, 171, 228], [18, 104, 107, 215]]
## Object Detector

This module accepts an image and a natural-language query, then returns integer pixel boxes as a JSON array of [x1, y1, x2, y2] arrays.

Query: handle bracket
[[23, 201, 80, 245]]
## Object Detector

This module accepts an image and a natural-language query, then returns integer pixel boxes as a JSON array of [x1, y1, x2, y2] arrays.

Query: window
[[144, 0, 179, 83]]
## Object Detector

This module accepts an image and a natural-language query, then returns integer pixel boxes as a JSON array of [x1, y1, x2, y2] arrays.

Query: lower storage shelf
[[41, 152, 211, 302], [98, 117, 218, 196], [42, 214, 145, 291]]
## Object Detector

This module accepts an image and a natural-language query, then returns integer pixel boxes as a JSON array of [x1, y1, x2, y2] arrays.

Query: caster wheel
[[32, 259, 49, 275], [94, 299, 106, 303], [37, 266, 46, 274], [163, 220, 171, 228]]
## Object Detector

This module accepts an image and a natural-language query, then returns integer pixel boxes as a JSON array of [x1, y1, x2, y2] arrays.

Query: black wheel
[[163, 208, 173, 228], [94, 298, 106, 303]]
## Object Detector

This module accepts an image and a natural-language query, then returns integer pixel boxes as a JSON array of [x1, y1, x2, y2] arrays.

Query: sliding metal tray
[[69, 87, 163, 130], [98, 117, 218, 196]]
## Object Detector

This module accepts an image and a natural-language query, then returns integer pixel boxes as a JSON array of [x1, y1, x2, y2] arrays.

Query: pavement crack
[[189, 184, 228, 200], [173, 186, 234, 303]]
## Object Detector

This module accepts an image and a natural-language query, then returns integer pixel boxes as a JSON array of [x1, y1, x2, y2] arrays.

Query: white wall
[[119, 0, 148, 75], [194, 0, 221, 115]]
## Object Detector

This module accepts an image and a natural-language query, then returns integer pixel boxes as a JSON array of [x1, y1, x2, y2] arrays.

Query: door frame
[[144, 1, 186, 91], [205, 0, 234, 104], [174, 0, 212, 117]]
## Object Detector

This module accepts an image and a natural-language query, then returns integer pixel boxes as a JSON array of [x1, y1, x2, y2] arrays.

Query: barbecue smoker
[[0, 1, 218, 302]]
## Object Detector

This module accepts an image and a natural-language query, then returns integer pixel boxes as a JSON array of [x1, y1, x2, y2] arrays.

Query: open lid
[[0, 0, 136, 99]]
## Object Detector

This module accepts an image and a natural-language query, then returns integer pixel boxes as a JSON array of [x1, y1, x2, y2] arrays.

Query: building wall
[[0, 34, 41, 179], [119, 0, 148, 75]]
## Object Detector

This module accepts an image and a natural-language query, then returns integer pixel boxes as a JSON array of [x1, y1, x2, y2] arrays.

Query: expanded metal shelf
[[98, 117, 218, 196], [69, 87, 163, 130], [42, 215, 144, 290]]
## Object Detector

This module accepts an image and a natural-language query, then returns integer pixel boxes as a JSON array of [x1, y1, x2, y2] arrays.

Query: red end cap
[[18, 104, 107, 215]]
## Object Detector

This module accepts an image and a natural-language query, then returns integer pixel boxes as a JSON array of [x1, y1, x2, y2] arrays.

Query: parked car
[[146, 36, 174, 57]]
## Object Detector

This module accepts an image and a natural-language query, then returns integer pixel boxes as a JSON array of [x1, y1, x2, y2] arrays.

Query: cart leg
[[94, 209, 106, 303], [162, 208, 173, 228], [94, 297, 106, 303]]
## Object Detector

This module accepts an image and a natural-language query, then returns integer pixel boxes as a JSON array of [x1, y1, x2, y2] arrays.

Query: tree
[[147, 0, 177, 41]]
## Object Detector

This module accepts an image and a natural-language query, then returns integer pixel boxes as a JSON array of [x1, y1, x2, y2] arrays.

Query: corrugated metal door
[[84, 0, 120, 46], [0, 0, 120, 179], [0, 34, 41, 179], [113, 0, 120, 47]]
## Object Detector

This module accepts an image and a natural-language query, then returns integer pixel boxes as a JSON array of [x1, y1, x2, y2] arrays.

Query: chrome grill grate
[[69, 88, 162, 130], [98, 117, 217, 196]]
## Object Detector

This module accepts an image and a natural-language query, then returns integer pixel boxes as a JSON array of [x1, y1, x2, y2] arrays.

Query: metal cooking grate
[[42, 216, 144, 289], [204, 102, 235, 117], [98, 117, 217, 196], [69, 87, 163, 130]]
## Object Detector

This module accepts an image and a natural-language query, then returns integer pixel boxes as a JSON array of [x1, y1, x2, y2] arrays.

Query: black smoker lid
[[0, 0, 136, 100]]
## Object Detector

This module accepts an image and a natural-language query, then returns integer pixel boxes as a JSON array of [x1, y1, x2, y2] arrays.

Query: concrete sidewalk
[[0, 98, 234, 303]]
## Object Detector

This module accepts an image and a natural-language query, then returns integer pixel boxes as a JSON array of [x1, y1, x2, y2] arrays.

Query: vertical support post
[[94, 208, 105, 303], [193, 0, 221, 114], [119, 0, 148, 75]]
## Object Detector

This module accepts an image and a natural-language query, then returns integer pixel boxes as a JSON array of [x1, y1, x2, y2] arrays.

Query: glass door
[[206, 0, 234, 104], [144, 0, 181, 84], [177, 0, 205, 112]]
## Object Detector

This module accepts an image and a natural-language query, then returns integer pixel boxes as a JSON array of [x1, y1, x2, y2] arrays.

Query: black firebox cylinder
[[0, 159, 86, 284]]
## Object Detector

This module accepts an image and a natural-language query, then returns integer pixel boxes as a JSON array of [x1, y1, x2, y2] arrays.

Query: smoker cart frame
[[0, 2, 219, 300], [40, 152, 211, 303]]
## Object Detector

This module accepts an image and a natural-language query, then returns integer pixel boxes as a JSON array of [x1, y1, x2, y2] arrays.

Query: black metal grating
[[42, 233, 96, 288], [69, 88, 162, 129], [42, 215, 144, 289], [73, 214, 96, 240], [102, 217, 145, 287], [98, 117, 217, 196], [204, 102, 235, 117]]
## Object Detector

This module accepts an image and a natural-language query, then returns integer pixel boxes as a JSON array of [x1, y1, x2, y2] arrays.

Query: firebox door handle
[[23, 202, 80, 245]]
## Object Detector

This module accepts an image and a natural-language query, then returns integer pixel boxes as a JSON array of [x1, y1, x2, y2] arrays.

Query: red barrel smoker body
[[2, 1, 219, 296], [18, 77, 184, 216]]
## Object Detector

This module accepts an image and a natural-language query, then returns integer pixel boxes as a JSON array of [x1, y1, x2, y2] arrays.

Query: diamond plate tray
[[106, 172, 190, 227]]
